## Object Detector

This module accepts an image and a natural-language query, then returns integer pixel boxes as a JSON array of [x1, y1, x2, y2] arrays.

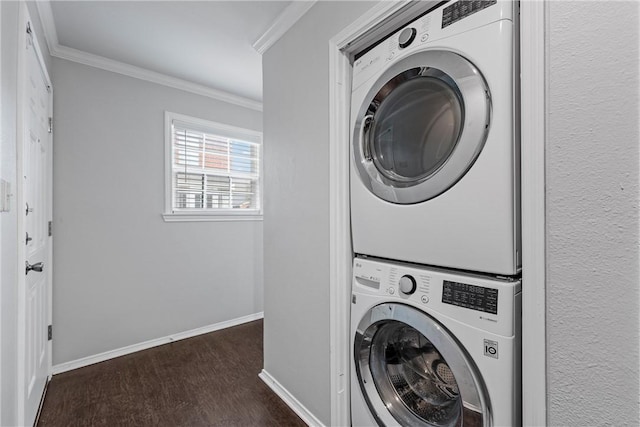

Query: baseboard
[[52, 312, 264, 375], [259, 369, 325, 427]]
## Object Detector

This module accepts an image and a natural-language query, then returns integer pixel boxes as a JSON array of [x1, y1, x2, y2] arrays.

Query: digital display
[[442, 280, 498, 314], [442, 0, 498, 28]]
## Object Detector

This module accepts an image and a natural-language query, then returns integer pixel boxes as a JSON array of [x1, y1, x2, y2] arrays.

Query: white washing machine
[[350, 0, 520, 275], [350, 257, 521, 426]]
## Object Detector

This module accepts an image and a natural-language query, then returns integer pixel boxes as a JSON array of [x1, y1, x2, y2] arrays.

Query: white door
[[19, 9, 52, 426]]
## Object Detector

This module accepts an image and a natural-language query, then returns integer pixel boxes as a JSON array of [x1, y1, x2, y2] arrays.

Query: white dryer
[[350, 257, 521, 426], [350, 0, 520, 275]]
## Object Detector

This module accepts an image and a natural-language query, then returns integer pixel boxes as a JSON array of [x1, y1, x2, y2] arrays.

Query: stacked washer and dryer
[[349, 1, 521, 426]]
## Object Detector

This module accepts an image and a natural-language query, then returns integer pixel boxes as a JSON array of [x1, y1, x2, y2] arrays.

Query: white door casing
[[17, 4, 53, 426], [329, 1, 546, 426]]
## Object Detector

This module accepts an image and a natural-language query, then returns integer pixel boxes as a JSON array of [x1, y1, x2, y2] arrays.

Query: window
[[163, 112, 262, 221]]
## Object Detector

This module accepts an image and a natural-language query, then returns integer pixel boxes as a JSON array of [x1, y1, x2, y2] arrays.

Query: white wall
[[546, 2, 639, 425], [262, 1, 375, 425], [1, 1, 51, 424], [51, 58, 263, 365]]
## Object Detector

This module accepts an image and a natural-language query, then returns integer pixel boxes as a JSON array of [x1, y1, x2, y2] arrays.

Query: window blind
[[172, 124, 260, 212]]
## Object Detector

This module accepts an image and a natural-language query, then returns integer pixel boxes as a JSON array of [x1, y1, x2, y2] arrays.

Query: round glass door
[[354, 303, 490, 426], [353, 50, 491, 204], [370, 70, 463, 184]]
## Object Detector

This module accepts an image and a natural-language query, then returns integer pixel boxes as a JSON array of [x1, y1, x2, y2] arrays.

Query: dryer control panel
[[352, 0, 514, 91], [442, 0, 498, 28]]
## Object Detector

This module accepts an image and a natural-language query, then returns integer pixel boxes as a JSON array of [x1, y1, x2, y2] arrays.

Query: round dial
[[398, 27, 417, 49], [399, 275, 417, 295]]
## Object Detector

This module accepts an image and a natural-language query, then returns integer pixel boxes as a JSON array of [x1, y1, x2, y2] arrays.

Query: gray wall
[[263, 1, 640, 425], [51, 58, 264, 365], [1, 2, 51, 424], [262, 1, 375, 425], [546, 1, 639, 425]]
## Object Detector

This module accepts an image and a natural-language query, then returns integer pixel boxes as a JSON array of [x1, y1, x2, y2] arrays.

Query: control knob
[[399, 275, 417, 295], [398, 27, 417, 49]]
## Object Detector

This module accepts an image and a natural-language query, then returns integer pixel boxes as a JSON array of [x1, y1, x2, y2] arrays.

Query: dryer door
[[354, 303, 490, 427], [352, 50, 490, 204]]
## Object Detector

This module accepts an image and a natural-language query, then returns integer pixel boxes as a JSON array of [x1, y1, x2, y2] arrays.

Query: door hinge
[[48, 221, 52, 236], [48, 325, 52, 341], [48, 117, 53, 134]]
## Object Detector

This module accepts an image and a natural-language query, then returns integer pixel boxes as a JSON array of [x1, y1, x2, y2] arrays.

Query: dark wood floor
[[37, 320, 306, 427]]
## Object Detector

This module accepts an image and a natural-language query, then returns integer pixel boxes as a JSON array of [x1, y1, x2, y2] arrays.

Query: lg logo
[[484, 339, 498, 359]]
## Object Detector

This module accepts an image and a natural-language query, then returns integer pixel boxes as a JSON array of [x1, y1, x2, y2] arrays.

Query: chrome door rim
[[352, 49, 491, 204], [354, 303, 491, 426]]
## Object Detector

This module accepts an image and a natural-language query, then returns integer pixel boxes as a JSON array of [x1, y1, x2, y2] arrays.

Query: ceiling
[[44, 1, 293, 104]]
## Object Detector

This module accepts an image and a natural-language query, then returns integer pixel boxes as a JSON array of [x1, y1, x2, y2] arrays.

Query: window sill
[[162, 212, 263, 222]]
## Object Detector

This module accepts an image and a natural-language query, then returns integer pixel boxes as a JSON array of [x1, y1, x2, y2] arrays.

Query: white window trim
[[163, 111, 263, 222]]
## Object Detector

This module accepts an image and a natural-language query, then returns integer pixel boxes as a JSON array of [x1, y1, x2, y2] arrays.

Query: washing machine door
[[352, 50, 490, 204], [354, 303, 490, 426]]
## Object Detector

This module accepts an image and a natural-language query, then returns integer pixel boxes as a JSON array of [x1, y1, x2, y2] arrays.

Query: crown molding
[[252, 1, 317, 55], [34, 0, 263, 112], [51, 44, 263, 111]]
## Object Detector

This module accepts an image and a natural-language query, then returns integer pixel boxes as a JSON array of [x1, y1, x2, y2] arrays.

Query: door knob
[[25, 261, 44, 275]]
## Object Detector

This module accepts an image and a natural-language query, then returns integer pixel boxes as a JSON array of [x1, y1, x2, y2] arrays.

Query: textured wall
[[262, 1, 375, 424], [546, 1, 639, 425], [52, 58, 263, 365]]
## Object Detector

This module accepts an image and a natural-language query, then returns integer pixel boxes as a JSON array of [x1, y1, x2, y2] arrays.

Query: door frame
[[0, 0, 3, 414], [328, 1, 547, 425], [16, 3, 53, 425]]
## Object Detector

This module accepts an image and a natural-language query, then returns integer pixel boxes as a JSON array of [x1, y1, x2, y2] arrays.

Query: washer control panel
[[352, 257, 521, 336], [353, 258, 433, 305], [442, 279, 498, 314]]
